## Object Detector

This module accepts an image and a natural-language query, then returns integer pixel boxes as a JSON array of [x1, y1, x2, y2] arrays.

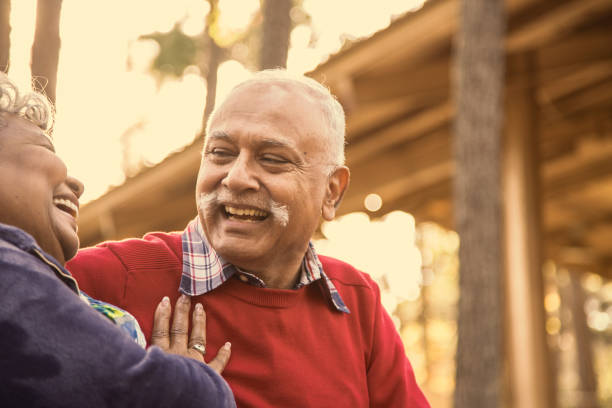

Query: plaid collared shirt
[[180, 217, 349, 313]]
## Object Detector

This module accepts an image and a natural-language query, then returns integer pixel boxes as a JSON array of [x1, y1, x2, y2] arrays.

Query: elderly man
[[68, 70, 430, 407]]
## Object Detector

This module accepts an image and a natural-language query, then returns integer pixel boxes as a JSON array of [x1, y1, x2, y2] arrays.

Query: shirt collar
[[0, 222, 78, 292], [180, 217, 349, 313]]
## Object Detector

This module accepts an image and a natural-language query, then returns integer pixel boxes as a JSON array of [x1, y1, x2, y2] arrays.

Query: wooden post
[[503, 54, 555, 408], [568, 270, 599, 408]]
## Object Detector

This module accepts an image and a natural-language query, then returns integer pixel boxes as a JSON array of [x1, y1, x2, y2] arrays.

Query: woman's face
[[0, 113, 84, 264]]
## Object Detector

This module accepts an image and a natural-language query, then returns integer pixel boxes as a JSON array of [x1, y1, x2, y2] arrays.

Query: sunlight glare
[[215, 59, 255, 103], [290, 25, 312, 49], [128, 40, 161, 73], [181, 0, 210, 36], [364, 193, 383, 212], [218, 0, 259, 37], [317, 210, 423, 302]]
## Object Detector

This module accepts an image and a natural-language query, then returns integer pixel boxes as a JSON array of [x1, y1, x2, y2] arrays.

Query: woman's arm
[[0, 248, 235, 408]]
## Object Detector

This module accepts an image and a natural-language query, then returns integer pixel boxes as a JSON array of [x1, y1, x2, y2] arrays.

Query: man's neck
[[238, 257, 303, 289]]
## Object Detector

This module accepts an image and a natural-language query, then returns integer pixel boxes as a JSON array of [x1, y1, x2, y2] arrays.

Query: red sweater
[[68, 232, 429, 408]]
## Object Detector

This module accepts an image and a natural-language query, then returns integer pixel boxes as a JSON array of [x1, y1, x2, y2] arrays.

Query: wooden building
[[76, 0, 612, 406]]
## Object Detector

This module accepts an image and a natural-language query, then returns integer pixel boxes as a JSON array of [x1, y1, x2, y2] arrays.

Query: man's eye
[[208, 148, 233, 157], [261, 155, 288, 164]]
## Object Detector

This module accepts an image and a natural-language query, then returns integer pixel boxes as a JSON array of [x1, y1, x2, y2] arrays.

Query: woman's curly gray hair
[[0, 72, 54, 132]]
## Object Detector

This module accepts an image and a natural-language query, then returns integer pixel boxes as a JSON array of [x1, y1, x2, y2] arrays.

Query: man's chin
[[212, 239, 265, 264]]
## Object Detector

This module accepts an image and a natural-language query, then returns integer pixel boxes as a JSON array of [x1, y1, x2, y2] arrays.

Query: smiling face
[[196, 82, 349, 285], [0, 113, 84, 264]]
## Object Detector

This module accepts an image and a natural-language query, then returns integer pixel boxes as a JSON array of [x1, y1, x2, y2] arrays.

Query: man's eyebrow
[[207, 131, 232, 142], [259, 138, 294, 150], [207, 132, 295, 150]]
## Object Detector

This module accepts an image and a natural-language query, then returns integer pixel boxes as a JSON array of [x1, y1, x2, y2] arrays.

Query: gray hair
[[205, 69, 346, 166], [0, 72, 54, 132]]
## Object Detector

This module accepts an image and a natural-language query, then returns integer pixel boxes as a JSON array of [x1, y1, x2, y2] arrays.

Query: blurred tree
[[139, 0, 267, 131], [141, 24, 198, 79], [0, 0, 10, 72], [31, 0, 62, 105], [201, 0, 221, 126], [452, 0, 505, 407], [138, 0, 300, 138], [260, 0, 291, 69]]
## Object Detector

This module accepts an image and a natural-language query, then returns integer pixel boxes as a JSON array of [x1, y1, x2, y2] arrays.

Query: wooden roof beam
[[539, 109, 612, 160], [346, 127, 450, 195], [536, 26, 612, 70], [351, 57, 450, 104], [547, 210, 612, 243], [78, 141, 202, 234], [537, 58, 612, 105], [312, 0, 607, 83], [543, 79, 612, 119], [346, 101, 453, 166], [311, 0, 458, 83], [545, 242, 611, 279], [368, 179, 454, 227], [340, 161, 453, 217], [544, 144, 612, 198], [346, 90, 449, 139], [311, 0, 540, 82], [507, 0, 612, 53]]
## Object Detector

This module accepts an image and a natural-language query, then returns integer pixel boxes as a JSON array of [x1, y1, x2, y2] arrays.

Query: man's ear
[[322, 166, 350, 221]]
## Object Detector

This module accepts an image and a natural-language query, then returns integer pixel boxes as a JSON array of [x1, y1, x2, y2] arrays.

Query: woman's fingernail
[[224, 342, 231, 350], [161, 296, 170, 306], [180, 294, 189, 303], [195, 303, 204, 313]]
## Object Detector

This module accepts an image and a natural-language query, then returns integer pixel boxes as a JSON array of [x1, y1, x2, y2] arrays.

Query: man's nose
[[221, 154, 259, 192], [66, 175, 85, 199]]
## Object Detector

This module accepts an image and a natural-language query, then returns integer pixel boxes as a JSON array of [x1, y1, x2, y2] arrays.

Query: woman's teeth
[[53, 198, 78, 218]]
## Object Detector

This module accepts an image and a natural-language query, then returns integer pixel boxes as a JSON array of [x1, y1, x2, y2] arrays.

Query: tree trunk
[[260, 0, 291, 69], [452, 0, 505, 407], [200, 0, 222, 131], [0, 0, 10, 73], [201, 38, 221, 129], [31, 0, 62, 105]]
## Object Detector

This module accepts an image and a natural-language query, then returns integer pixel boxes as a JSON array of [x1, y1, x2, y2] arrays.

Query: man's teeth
[[53, 198, 78, 216], [224, 206, 267, 218]]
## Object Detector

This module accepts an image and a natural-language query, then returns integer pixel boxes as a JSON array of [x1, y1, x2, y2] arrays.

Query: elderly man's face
[[196, 82, 348, 274], [0, 114, 84, 264]]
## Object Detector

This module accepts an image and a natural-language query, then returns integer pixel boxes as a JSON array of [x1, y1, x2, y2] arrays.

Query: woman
[[0, 72, 235, 407]]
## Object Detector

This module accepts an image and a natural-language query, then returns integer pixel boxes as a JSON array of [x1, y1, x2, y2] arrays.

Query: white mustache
[[198, 192, 289, 227]]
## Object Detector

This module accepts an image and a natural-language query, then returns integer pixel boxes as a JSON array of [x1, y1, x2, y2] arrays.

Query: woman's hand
[[150, 294, 231, 374]]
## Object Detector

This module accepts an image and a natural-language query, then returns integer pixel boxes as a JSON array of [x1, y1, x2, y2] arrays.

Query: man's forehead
[[212, 84, 323, 132], [224, 80, 323, 110]]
